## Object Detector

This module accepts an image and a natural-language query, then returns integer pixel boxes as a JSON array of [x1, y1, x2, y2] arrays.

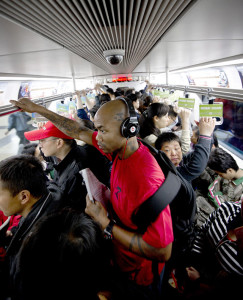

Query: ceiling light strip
[[20, 0, 82, 47], [124, 0, 135, 67], [127, 0, 154, 64], [109, 0, 120, 49], [77, 0, 108, 49], [0, 5, 76, 50], [130, 0, 176, 63], [125, 0, 141, 65], [116, 0, 123, 50], [122, 0, 127, 58], [94, 0, 113, 50], [130, 0, 168, 61], [62, 0, 106, 51], [102, 0, 117, 49], [130, 1, 193, 67], [128, 0, 153, 63], [47, 0, 103, 52]]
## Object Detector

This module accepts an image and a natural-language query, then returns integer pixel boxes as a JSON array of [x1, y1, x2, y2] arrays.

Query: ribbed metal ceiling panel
[[0, 0, 194, 74]]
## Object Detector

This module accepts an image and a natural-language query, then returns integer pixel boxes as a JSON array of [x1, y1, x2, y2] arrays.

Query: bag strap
[[138, 138, 178, 175], [132, 170, 181, 233]]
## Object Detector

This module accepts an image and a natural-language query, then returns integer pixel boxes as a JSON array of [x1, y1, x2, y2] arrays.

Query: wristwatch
[[104, 220, 116, 240]]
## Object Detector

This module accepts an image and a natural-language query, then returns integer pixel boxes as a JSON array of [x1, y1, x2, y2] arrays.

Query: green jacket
[[208, 173, 243, 208]]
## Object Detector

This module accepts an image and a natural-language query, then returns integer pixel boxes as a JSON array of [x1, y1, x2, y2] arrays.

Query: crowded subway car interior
[[0, 0, 243, 299]]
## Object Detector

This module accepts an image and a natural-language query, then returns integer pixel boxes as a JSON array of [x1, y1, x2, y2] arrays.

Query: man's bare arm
[[10, 98, 94, 145], [85, 195, 172, 262], [114, 225, 172, 261]]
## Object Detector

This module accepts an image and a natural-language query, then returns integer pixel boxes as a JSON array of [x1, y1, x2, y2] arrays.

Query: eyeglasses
[[38, 138, 58, 145]]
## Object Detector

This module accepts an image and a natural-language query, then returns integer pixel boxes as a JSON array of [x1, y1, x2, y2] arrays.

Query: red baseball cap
[[24, 121, 73, 141]]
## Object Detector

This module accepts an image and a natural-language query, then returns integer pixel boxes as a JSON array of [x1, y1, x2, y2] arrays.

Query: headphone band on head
[[116, 96, 140, 138], [116, 96, 136, 118]]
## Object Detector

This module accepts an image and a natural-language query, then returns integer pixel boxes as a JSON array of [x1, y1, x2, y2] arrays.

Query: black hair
[[0, 155, 48, 197], [116, 88, 125, 95], [143, 95, 153, 107], [114, 91, 123, 97], [99, 93, 111, 104], [168, 105, 178, 119], [125, 88, 134, 96], [155, 132, 182, 150], [135, 91, 142, 99], [20, 142, 55, 165], [107, 88, 114, 94], [89, 103, 100, 118], [18, 208, 107, 299], [212, 132, 219, 148], [207, 147, 239, 173], [139, 103, 169, 138], [127, 93, 138, 103], [62, 138, 76, 147], [21, 143, 38, 156]]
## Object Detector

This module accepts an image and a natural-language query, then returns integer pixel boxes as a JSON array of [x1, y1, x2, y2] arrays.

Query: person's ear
[[153, 115, 159, 123], [56, 138, 63, 148], [19, 190, 31, 205], [226, 168, 236, 179], [227, 168, 235, 175]]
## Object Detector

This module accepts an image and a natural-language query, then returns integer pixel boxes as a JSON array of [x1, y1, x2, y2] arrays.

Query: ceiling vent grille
[[0, 0, 194, 74]]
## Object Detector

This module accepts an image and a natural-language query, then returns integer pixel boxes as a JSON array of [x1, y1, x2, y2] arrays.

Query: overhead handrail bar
[[153, 84, 243, 102], [0, 92, 74, 117], [1, 84, 243, 117]]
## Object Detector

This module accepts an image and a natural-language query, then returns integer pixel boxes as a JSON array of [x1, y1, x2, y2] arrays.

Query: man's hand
[[85, 194, 110, 230], [197, 117, 216, 137], [6, 230, 13, 237], [10, 97, 40, 113], [186, 266, 200, 281], [36, 121, 46, 129]]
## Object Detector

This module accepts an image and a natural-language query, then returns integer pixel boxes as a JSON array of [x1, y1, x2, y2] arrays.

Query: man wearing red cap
[[25, 121, 75, 159], [24, 121, 111, 212]]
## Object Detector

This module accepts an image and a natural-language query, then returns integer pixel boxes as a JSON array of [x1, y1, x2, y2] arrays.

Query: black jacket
[[170, 135, 212, 258], [48, 142, 111, 212], [1, 192, 60, 300], [178, 135, 212, 182]]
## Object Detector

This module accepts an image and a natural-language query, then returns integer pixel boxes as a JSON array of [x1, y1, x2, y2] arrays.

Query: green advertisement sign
[[178, 98, 195, 109], [199, 103, 223, 117]]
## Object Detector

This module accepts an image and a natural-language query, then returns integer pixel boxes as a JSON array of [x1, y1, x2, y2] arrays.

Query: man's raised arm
[[10, 97, 94, 145]]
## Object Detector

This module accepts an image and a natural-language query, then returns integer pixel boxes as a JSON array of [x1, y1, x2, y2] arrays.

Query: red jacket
[[0, 211, 21, 261]]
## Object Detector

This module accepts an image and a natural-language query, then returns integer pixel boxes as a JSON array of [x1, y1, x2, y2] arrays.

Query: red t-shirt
[[92, 132, 174, 285]]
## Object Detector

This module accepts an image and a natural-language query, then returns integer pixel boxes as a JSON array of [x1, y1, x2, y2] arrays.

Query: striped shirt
[[192, 201, 243, 275]]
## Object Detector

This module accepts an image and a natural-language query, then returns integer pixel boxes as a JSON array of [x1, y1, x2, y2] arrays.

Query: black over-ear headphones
[[117, 97, 140, 138]]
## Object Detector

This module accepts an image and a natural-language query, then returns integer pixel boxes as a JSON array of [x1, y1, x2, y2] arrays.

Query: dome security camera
[[103, 49, 125, 65]]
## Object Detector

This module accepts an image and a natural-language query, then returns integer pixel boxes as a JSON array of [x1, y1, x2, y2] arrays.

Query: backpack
[[132, 139, 182, 233], [133, 139, 197, 258]]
